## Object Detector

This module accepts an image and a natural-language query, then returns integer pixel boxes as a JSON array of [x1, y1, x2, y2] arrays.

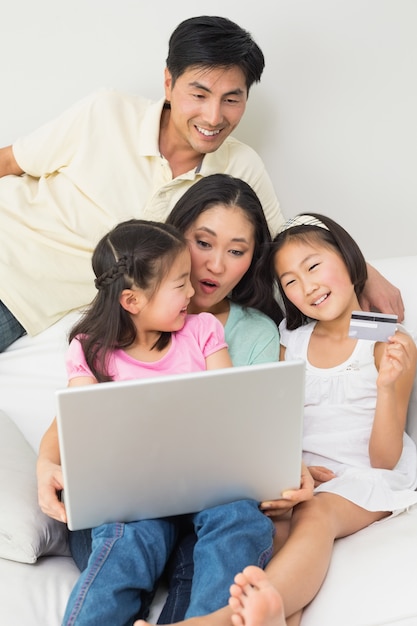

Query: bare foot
[[229, 566, 287, 626]]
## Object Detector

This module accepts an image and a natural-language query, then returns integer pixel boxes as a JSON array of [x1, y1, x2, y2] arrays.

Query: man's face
[[164, 65, 248, 155]]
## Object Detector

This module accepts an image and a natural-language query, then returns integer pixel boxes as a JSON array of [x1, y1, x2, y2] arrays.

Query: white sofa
[[1, 255, 417, 626]]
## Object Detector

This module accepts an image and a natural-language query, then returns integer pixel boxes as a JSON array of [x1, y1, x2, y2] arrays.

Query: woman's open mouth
[[199, 279, 219, 295]]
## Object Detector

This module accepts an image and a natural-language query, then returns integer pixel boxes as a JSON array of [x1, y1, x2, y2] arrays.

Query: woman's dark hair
[[269, 212, 368, 330], [166, 16, 265, 92], [69, 219, 187, 382], [166, 174, 283, 327]]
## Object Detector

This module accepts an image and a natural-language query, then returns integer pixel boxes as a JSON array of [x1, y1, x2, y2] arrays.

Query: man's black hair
[[166, 15, 265, 92]]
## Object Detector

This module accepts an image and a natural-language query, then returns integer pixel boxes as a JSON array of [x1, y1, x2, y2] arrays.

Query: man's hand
[[0, 146, 24, 178], [361, 263, 404, 322]]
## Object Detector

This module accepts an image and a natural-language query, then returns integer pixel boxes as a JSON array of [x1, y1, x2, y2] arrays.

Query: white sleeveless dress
[[280, 320, 417, 513]]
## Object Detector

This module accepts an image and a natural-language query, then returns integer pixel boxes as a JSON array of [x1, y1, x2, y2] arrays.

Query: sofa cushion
[[0, 410, 70, 564]]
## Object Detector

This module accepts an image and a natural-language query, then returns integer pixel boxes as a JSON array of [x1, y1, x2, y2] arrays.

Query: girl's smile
[[312, 293, 329, 307]]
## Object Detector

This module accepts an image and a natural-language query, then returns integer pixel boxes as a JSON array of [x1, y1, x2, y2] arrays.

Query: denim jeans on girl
[[62, 499, 274, 626], [157, 525, 196, 623]]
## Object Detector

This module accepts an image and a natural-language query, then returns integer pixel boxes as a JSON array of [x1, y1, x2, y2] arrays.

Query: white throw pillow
[[0, 410, 70, 563]]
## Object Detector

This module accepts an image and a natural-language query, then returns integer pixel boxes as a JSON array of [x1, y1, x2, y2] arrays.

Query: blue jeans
[[63, 500, 274, 626], [69, 528, 92, 572], [68, 528, 154, 621], [0, 301, 26, 352], [158, 526, 196, 623], [68, 526, 190, 622]]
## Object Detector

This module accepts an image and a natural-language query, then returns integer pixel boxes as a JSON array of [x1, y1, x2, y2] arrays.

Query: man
[[0, 15, 403, 351]]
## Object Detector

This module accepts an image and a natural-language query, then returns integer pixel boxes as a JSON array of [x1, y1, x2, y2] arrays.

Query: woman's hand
[[260, 463, 314, 518], [37, 458, 67, 523]]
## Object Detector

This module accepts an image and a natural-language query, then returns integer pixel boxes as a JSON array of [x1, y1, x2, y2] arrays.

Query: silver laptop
[[56, 360, 305, 531]]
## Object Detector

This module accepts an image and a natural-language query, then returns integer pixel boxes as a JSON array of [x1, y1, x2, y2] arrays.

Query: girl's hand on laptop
[[260, 462, 314, 518], [37, 459, 67, 524]]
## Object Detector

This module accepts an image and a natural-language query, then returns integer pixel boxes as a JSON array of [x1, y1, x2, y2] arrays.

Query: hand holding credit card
[[348, 311, 398, 342]]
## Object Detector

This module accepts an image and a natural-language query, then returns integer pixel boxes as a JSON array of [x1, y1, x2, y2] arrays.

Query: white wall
[[1, 0, 416, 259]]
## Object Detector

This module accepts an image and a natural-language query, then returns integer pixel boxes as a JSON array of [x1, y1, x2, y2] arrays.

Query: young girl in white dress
[[263, 213, 417, 625]]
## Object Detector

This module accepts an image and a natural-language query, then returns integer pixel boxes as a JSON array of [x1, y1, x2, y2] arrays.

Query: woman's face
[[184, 204, 256, 314]]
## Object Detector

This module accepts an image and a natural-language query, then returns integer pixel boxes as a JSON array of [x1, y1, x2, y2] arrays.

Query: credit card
[[348, 311, 398, 342]]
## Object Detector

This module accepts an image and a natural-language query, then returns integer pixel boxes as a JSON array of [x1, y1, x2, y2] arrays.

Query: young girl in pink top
[[38, 218, 275, 626]]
